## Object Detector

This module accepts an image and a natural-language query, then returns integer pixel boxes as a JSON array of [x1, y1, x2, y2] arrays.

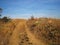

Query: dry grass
[[0, 18, 60, 45], [27, 18, 60, 45]]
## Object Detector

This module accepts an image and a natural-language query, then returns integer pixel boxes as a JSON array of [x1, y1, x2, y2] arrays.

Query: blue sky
[[0, 0, 60, 19]]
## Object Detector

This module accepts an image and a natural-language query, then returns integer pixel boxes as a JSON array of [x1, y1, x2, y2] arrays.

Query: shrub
[[30, 16, 34, 20], [2, 16, 10, 23]]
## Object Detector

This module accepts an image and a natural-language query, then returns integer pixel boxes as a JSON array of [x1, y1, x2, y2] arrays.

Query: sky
[[0, 0, 60, 19]]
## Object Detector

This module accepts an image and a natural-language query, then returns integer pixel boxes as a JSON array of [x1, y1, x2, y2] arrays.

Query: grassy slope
[[0, 18, 60, 45]]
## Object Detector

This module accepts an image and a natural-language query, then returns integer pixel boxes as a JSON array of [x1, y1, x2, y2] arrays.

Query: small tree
[[30, 15, 34, 20], [0, 8, 3, 18], [0, 15, 1, 19], [2, 16, 10, 23]]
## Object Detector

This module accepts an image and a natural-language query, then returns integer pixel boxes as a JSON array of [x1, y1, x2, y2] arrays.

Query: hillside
[[0, 18, 60, 45]]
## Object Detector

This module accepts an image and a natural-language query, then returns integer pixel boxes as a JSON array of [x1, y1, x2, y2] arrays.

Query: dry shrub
[[27, 18, 60, 45]]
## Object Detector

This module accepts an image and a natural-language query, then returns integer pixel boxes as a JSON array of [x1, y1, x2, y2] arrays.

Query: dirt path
[[8, 21, 25, 45], [8, 20, 46, 45]]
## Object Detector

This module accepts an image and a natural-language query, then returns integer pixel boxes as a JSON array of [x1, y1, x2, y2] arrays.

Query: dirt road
[[8, 20, 46, 45], [8, 21, 26, 45]]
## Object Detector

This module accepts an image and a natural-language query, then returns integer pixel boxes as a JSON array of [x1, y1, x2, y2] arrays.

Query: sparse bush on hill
[[2, 16, 10, 23], [0, 8, 11, 23]]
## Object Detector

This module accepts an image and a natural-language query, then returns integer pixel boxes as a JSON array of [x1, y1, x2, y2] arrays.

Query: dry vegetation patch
[[27, 18, 60, 45]]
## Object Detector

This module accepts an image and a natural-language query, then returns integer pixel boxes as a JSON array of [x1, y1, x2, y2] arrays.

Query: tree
[[0, 15, 1, 18], [2, 16, 10, 22], [31, 15, 34, 20], [0, 8, 3, 18]]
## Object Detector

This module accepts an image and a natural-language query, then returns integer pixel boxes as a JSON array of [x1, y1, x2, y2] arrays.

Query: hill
[[0, 18, 60, 45]]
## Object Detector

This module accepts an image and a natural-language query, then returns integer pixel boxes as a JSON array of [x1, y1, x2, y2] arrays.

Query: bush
[[2, 16, 10, 23], [30, 16, 34, 20]]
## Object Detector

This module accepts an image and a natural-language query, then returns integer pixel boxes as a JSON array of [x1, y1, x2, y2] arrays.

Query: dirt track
[[8, 20, 46, 45]]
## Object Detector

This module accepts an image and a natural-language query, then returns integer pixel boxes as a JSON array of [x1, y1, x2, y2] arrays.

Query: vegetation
[[0, 8, 10, 23], [0, 8, 2, 18], [0, 17, 60, 45], [2, 16, 10, 23], [27, 18, 60, 45]]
